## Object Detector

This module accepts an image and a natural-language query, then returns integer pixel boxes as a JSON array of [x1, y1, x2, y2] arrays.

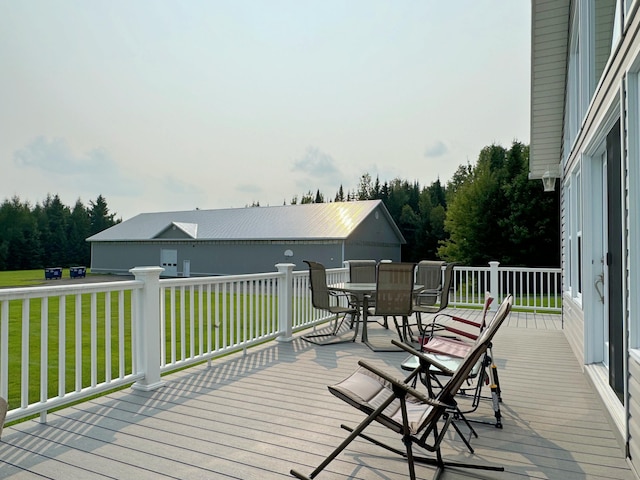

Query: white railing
[[0, 278, 144, 424], [449, 262, 562, 313], [0, 261, 557, 425]]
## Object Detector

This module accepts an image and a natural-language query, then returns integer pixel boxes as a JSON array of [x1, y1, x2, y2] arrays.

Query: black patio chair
[[361, 262, 416, 351], [347, 259, 377, 283], [411, 262, 457, 338], [301, 261, 360, 345], [289, 295, 512, 480], [347, 259, 383, 327]]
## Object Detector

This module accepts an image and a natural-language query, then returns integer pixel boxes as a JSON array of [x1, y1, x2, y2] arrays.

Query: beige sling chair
[[290, 295, 512, 480], [406, 262, 456, 343], [361, 262, 416, 352], [301, 261, 360, 345], [347, 259, 382, 328]]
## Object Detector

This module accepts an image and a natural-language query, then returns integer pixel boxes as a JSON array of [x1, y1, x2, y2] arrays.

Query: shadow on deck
[[0, 310, 634, 479]]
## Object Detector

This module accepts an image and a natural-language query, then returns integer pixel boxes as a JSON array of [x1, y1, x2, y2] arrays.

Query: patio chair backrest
[[348, 260, 377, 283], [475, 294, 512, 347], [373, 262, 416, 316], [304, 261, 332, 311], [415, 261, 445, 305]]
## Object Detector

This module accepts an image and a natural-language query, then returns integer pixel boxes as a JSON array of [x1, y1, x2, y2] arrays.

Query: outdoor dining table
[[329, 282, 423, 346]]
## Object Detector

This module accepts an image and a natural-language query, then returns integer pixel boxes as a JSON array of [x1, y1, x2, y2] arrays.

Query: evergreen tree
[[89, 195, 118, 235], [0, 197, 42, 270], [67, 199, 91, 266], [37, 194, 70, 267]]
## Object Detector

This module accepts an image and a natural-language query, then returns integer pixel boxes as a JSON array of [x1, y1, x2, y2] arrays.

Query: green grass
[[0, 268, 73, 287], [0, 270, 278, 421]]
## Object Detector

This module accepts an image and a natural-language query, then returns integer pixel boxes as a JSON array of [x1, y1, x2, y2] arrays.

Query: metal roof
[[87, 200, 405, 242], [529, 0, 570, 180]]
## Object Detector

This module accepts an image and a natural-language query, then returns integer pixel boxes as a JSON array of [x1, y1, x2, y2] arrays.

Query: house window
[[565, 183, 572, 294], [576, 171, 583, 297], [566, 170, 583, 303]]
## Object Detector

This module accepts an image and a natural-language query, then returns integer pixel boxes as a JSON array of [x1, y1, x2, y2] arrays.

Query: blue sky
[[0, 1, 530, 220]]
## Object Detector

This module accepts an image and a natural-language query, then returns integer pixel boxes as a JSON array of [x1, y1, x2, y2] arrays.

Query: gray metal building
[[87, 200, 405, 276]]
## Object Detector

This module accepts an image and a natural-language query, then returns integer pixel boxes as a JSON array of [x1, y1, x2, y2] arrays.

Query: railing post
[[275, 263, 295, 342], [489, 261, 500, 311], [129, 266, 165, 391]]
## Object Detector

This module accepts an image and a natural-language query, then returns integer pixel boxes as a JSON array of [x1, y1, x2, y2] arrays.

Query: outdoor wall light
[[542, 170, 557, 192]]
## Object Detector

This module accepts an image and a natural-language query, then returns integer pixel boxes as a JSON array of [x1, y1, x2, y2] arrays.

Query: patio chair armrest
[[357, 359, 445, 408], [329, 290, 357, 306], [414, 288, 441, 305], [390, 339, 456, 375], [433, 313, 482, 329]]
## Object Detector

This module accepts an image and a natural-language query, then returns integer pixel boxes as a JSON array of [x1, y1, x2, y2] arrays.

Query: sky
[[0, 1, 531, 221]]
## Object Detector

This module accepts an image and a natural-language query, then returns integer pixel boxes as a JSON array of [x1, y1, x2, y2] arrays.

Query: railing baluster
[[75, 294, 82, 393], [1, 300, 8, 399], [58, 295, 65, 397], [21, 299, 29, 408], [105, 291, 112, 383], [40, 297, 48, 419], [91, 292, 97, 388], [118, 290, 125, 379]]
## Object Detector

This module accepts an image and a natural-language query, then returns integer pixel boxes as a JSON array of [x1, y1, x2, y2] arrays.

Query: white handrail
[[0, 261, 558, 425]]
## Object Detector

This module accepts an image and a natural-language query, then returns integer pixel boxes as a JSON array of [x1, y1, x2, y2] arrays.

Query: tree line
[[0, 194, 119, 271], [286, 142, 560, 267], [0, 141, 559, 271]]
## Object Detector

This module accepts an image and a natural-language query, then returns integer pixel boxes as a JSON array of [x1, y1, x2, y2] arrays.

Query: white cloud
[[424, 140, 448, 158]]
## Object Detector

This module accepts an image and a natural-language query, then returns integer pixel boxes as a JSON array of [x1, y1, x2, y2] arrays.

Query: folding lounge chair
[[421, 291, 494, 342], [301, 261, 360, 345], [361, 262, 416, 351], [410, 294, 507, 428], [290, 296, 512, 480]]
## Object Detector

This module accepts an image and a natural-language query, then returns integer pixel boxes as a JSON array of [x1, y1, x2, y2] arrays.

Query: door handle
[[594, 273, 605, 304]]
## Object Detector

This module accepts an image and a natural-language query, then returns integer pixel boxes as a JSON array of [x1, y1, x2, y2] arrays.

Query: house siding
[[533, 3, 640, 476], [563, 295, 585, 365]]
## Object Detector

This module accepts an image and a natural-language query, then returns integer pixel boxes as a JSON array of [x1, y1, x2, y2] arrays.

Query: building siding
[[563, 295, 585, 365], [89, 201, 404, 276]]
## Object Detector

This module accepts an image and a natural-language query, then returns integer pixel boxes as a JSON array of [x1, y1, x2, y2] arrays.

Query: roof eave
[[529, 0, 571, 181]]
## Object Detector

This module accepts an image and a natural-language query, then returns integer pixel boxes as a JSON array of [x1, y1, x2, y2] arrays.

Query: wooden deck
[[0, 310, 635, 480]]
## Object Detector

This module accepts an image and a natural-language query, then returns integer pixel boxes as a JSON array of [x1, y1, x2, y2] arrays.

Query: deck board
[[0, 310, 634, 480]]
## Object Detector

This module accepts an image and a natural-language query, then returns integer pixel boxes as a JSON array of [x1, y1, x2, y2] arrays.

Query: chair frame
[[416, 293, 506, 428], [290, 295, 512, 480], [301, 261, 360, 345]]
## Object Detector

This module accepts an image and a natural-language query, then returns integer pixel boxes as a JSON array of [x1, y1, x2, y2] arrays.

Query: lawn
[[0, 268, 75, 287], [0, 270, 279, 421]]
